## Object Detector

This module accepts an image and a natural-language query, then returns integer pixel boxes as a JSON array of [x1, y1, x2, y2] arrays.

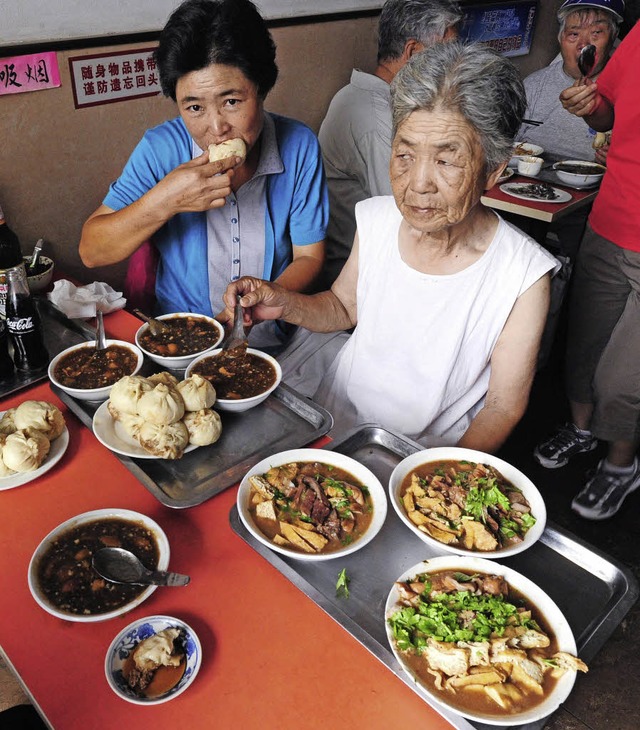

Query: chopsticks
[[522, 119, 543, 126]]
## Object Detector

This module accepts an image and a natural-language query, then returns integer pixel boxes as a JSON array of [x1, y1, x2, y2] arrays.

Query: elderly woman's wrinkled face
[[176, 63, 264, 157], [560, 11, 614, 78], [390, 108, 492, 235]]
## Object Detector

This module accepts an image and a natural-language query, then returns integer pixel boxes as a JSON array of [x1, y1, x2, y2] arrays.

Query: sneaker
[[533, 422, 598, 469], [572, 460, 640, 520]]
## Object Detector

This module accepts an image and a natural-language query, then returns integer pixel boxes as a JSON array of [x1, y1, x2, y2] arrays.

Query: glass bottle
[[0, 318, 15, 380], [0, 203, 24, 318], [5, 264, 49, 372]]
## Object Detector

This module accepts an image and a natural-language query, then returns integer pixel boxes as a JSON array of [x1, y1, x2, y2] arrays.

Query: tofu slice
[[279, 522, 316, 553]]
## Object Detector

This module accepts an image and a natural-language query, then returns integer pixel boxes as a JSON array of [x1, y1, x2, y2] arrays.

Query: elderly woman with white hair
[[222, 42, 559, 453]]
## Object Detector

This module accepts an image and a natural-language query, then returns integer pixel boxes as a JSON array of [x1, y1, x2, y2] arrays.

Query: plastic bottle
[[5, 264, 48, 371]]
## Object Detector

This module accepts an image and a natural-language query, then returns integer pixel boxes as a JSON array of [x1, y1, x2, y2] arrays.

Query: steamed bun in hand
[[137, 384, 185, 425], [14, 401, 65, 440], [183, 408, 222, 446], [2, 430, 50, 472], [176, 374, 216, 411]]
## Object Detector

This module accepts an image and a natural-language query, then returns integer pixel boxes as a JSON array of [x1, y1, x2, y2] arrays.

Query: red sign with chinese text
[[0, 52, 61, 95]]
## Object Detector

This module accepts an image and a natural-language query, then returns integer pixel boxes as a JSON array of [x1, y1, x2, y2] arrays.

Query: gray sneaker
[[533, 422, 598, 469], [572, 460, 640, 520]]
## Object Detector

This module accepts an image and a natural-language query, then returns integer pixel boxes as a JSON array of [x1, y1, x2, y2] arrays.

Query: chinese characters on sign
[[68, 48, 160, 109], [0, 52, 61, 96], [460, 1, 538, 58]]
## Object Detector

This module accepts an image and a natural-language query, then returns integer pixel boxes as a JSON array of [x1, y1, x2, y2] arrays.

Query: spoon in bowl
[[132, 308, 172, 337], [95, 309, 106, 352], [578, 44, 596, 80], [92, 547, 191, 587], [220, 295, 248, 357]]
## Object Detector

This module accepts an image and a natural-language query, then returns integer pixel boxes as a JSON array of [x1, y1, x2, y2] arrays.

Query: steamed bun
[[183, 408, 222, 446], [108, 375, 153, 418], [137, 420, 189, 460], [0, 434, 16, 476], [0, 408, 16, 436], [2, 430, 50, 472], [14, 400, 65, 440], [147, 371, 180, 389], [137, 384, 185, 425], [176, 374, 216, 411]]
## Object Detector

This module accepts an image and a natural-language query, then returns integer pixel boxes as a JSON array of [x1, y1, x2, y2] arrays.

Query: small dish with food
[[185, 347, 282, 412], [552, 160, 605, 188], [24, 255, 54, 293], [28, 508, 170, 622], [237, 447, 387, 560], [48, 339, 144, 401], [135, 312, 224, 370], [105, 615, 201, 705], [389, 447, 546, 558], [509, 142, 544, 168], [386, 556, 587, 725]]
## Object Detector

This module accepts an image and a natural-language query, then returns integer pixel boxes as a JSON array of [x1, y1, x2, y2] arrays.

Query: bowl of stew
[[552, 160, 605, 188], [48, 339, 144, 402], [28, 508, 170, 622], [388, 447, 546, 559], [185, 347, 282, 412], [237, 447, 387, 561], [24, 255, 54, 293], [135, 313, 224, 370]]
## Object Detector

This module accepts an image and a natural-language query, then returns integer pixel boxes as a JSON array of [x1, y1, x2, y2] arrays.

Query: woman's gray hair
[[377, 0, 462, 62], [391, 41, 526, 171], [557, 8, 620, 44]]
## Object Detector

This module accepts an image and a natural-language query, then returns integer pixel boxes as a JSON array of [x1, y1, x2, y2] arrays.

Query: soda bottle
[[0, 203, 24, 318], [5, 264, 49, 372], [0, 318, 15, 380]]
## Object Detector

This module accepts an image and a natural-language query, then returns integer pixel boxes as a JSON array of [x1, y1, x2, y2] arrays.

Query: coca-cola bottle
[[0, 202, 24, 318], [5, 264, 48, 372], [0, 318, 14, 380]]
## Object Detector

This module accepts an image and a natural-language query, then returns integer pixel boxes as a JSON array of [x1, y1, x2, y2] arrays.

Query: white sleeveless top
[[315, 196, 558, 446]]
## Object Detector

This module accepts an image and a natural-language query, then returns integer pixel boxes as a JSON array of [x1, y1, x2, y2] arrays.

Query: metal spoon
[[221, 295, 248, 356], [29, 238, 44, 270], [92, 547, 191, 587], [578, 44, 596, 79], [133, 308, 171, 337], [95, 309, 106, 351]]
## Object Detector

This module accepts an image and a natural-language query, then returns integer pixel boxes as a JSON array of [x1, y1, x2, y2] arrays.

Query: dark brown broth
[[123, 653, 186, 698], [36, 517, 159, 615], [192, 352, 276, 399], [54, 345, 137, 389], [556, 163, 603, 175], [139, 315, 220, 357]]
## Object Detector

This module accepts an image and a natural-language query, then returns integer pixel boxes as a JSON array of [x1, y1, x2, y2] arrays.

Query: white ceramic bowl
[[553, 160, 605, 188], [388, 446, 546, 558], [237, 447, 387, 561], [48, 339, 144, 401], [28, 508, 170, 622], [509, 142, 544, 168], [24, 255, 54, 292], [105, 615, 202, 705], [385, 556, 579, 726], [135, 312, 224, 371], [517, 155, 543, 176], [185, 347, 282, 412]]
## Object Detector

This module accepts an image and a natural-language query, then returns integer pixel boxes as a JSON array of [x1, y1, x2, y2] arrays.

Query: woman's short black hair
[[155, 0, 278, 101]]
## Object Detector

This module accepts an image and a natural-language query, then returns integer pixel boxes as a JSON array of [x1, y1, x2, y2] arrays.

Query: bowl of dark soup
[[553, 160, 605, 188], [24, 255, 54, 293], [237, 447, 387, 561], [135, 312, 223, 370], [185, 347, 282, 412], [49, 339, 144, 401], [28, 508, 170, 622]]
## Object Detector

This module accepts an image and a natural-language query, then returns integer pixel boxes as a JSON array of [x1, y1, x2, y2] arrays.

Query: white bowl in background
[[24, 255, 54, 292], [388, 446, 546, 558], [185, 347, 282, 412], [385, 556, 580, 726], [105, 614, 202, 704], [48, 339, 144, 401], [28, 508, 170, 622], [135, 312, 223, 371], [237, 447, 387, 561], [509, 142, 544, 168], [553, 160, 605, 188], [517, 155, 543, 176]]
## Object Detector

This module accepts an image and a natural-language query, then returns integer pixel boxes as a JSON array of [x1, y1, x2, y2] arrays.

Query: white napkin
[[46, 280, 127, 319]]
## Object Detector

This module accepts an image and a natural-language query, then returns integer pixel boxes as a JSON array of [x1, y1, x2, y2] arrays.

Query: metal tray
[[54, 381, 332, 508], [0, 298, 96, 401], [230, 425, 639, 730]]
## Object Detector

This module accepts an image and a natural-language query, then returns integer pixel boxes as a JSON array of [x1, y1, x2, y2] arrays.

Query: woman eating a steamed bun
[[223, 42, 559, 453]]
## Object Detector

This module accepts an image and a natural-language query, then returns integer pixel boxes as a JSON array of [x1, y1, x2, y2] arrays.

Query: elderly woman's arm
[[457, 274, 551, 453]]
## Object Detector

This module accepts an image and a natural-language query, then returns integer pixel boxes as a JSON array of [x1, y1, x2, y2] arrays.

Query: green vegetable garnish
[[336, 568, 350, 598]]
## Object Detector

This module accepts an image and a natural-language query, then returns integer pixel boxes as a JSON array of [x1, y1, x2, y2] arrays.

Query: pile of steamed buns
[[108, 372, 222, 459], [0, 400, 66, 474]]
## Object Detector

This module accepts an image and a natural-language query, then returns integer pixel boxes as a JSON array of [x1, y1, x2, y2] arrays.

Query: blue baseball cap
[[557, 0, 625, 23]]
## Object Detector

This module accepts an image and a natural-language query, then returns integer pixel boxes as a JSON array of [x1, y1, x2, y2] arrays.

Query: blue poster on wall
[[459, 1, 538, 57]]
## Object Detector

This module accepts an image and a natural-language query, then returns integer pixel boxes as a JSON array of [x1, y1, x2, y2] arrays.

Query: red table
[[0, 309, 455, 730]]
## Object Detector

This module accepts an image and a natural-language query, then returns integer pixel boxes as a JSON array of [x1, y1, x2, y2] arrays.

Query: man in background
[[317, 0, 461, 287]]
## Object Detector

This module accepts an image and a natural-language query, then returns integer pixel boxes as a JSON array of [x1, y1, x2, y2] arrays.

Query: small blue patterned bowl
[[105, 615, 202, 705]]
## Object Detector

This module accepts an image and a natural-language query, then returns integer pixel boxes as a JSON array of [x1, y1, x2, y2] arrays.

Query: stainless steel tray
[[0, 298, 96, 400], [229, 425, 639, 730], [54, 381, 332, 508]]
